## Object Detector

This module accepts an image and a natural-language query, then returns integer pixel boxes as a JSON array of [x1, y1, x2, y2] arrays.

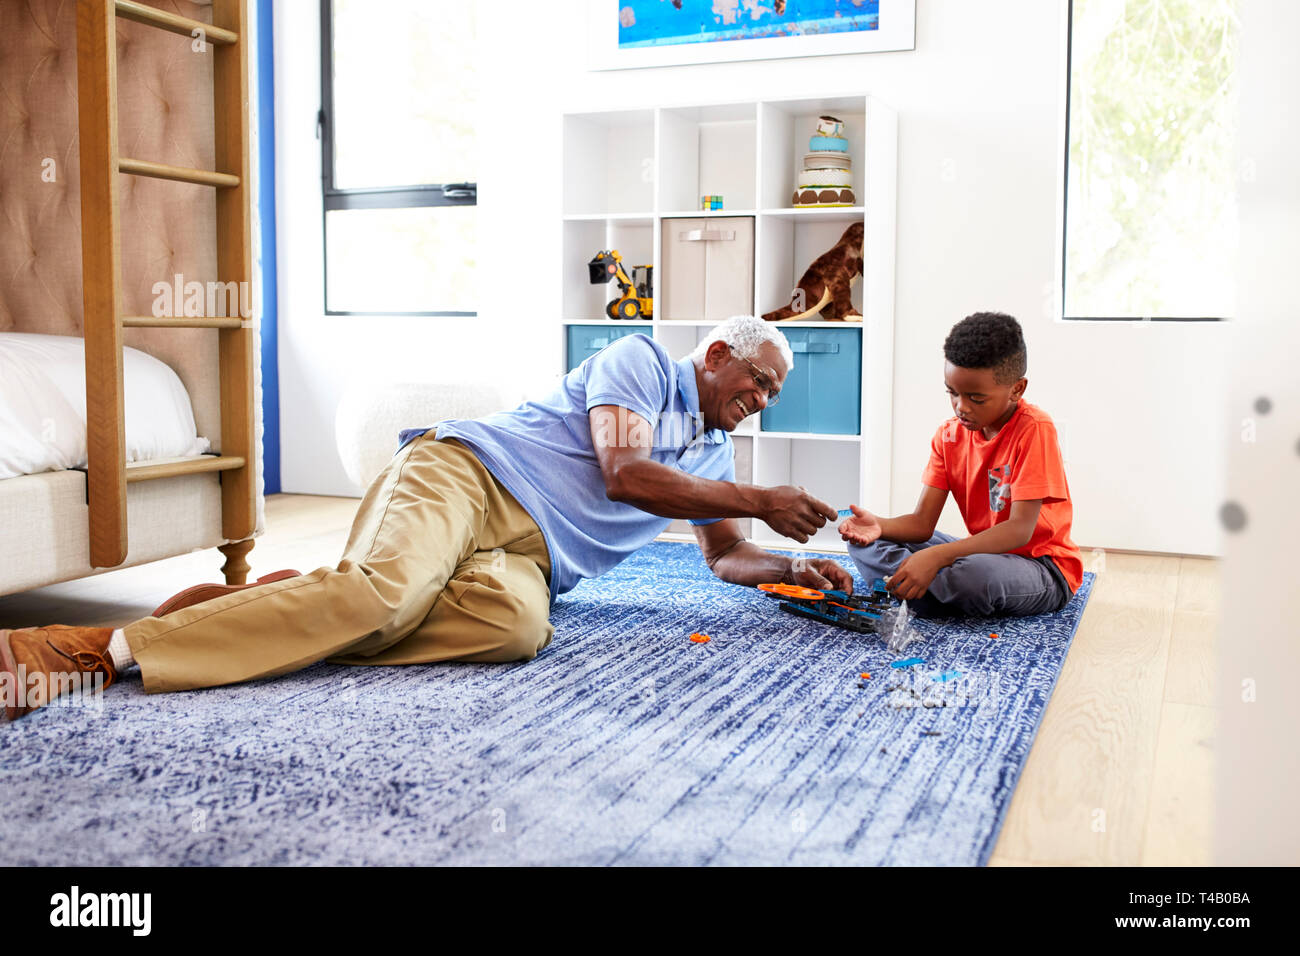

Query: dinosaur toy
[[762, 222, 864, 322]]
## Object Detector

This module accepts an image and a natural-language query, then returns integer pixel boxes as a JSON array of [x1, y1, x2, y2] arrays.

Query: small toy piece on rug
[[689, 632, 711, 644], [889, 657, 925, 669]]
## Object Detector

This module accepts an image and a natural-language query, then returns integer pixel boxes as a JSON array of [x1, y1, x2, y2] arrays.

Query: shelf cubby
[[562, 110, 655, 216], [753, 438, 861, 552], [757, 211, 865, 320], [657, 103, 758, 214], [758, 96, 866, 211]]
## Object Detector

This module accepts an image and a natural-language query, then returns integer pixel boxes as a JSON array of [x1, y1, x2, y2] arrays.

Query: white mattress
[[0, 332, 210, 480], [0, 468, 224, 598]]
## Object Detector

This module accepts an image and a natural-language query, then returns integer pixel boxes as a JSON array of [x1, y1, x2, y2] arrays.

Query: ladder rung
[[123, 315, 244, 329], [114, 0, 238, 46], [125, 455, 246, 483], [119, 157, 240, 188]]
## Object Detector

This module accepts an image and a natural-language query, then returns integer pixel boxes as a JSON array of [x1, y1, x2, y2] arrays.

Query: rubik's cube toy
[[700, 195, 724, 210]]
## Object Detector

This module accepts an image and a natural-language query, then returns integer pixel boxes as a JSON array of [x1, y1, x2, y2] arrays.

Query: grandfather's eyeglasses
[[729, 346, 781, 407]]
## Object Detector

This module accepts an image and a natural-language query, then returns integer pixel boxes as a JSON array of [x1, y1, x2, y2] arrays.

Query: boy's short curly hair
[[943, 311, 1027, 384]]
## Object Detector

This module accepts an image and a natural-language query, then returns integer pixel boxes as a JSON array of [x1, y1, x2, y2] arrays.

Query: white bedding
[[0, 332, 210, 480]]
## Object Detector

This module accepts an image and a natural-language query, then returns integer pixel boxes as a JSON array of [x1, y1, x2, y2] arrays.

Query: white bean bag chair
[[335, 381, 519, 491]]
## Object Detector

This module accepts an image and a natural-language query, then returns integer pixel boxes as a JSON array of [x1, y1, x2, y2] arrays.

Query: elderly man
[[2, 316, 850, 720]]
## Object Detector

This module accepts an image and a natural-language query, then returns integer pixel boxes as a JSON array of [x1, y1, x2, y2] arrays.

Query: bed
[[0, 0, 264, 599]]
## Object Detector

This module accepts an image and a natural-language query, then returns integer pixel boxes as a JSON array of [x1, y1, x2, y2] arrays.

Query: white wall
[[275, 0, 1226, 556], [1213, 0, 1300, 865]]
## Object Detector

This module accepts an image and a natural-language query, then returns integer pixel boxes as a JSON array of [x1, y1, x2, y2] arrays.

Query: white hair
[[689, 315, 795, 370]]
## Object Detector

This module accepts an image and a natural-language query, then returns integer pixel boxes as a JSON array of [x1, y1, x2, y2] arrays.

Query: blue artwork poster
[[618, 1, 881, 48]]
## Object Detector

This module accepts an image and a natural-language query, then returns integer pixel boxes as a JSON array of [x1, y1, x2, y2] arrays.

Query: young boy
[[839, 311, 1082, 617]]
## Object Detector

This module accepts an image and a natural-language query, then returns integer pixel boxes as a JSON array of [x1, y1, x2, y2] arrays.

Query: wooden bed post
[[218, 539, 254, 586], [74, 0, 258, 578], [213, 0, 257, 552], [75, 0, 129, 569]]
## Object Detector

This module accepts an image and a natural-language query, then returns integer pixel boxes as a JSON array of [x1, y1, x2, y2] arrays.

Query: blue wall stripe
[[257, 0, 281, 494]]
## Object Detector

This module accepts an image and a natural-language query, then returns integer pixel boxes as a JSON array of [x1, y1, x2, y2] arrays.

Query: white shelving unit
[[561, 94, 897, 554]]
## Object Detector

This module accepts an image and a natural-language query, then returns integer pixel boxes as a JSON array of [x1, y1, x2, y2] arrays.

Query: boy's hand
[[887, 548, 948, 601], [838, 504, 883, 546], [785, 557, 855, 595]]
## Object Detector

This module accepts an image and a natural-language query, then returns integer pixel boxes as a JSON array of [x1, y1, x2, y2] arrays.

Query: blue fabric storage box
[[566, 325, 645, 372], [761, 327, 861, 434]]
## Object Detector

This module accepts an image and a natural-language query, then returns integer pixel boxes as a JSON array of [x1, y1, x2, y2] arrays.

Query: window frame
[[1060, 0, 1228, 324], [318, 0, 476, 316]]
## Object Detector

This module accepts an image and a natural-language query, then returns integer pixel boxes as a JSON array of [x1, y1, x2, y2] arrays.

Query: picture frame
[[588, 0, 916, 71]]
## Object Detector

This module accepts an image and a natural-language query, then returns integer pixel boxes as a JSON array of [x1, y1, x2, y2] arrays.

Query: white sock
[[108, 629, 136, 671]]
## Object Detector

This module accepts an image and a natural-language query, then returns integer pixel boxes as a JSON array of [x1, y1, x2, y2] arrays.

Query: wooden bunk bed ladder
[[74, 0, 256, 574]]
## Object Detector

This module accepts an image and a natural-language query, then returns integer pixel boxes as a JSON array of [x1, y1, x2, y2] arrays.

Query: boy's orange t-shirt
[[920, 401, 1083, 592]]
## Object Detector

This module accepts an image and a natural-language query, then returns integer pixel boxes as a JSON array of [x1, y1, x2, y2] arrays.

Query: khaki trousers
[[124, 430, 554, 694]]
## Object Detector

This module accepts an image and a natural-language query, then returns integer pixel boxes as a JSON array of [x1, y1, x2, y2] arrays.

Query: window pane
[[325, 206, 476, 313], [331, 0, 476, 189], [1065, 0, 1239, 318]]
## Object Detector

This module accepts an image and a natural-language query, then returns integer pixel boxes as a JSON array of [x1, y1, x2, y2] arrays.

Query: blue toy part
[[889, 657, 925, 669], [837, 508, 853, 518], [932, 670, 963, 683], [809, 135, 849, 152]]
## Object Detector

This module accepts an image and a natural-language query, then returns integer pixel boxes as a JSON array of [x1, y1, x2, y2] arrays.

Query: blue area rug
[[0, 542, 1093, 866]]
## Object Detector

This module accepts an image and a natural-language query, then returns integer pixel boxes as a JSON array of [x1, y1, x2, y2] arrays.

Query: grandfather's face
[[699, 340, 789, 431]]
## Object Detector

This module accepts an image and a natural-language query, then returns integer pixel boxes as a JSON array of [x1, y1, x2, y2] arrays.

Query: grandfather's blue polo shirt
[[395, 334, 734, 606]]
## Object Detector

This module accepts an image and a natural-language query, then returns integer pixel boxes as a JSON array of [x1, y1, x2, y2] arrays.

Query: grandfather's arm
[[588, 405, 835, 543], [692, 517, 855, 593]]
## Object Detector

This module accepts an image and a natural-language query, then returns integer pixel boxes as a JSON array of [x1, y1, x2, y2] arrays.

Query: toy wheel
[[606, 300, 621, 320], [617, 298, 642, 320]]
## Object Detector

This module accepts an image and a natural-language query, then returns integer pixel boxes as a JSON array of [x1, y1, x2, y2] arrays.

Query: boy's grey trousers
[[848, 531, 1071, 618]]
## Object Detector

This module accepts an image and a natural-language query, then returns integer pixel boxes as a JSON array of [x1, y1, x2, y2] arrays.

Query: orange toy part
[[758, 583, 826, 601], [859, 672, 871, 679], [689, 632, 711, 643], [989, 632, 999, 639]]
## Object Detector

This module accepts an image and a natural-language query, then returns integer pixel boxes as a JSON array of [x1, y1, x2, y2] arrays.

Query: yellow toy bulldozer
[[588, 250, 653, 320]]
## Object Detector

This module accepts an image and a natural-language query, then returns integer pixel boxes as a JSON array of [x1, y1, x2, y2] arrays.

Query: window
[[319, 0, 476, 315], [1063, 0, 1239, 320]]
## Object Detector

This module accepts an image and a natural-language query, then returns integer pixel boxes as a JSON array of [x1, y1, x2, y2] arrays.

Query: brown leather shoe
[[0, 625, 117, 721], [151, 569, 303, 618]]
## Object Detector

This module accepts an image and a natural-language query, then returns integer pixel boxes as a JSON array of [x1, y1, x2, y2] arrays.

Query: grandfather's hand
[[762, 485, 837, 543], [785, 556, 854, 595]]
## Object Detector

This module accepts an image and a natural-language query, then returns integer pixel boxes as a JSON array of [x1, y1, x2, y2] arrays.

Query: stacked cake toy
[[792, 115, 856, 208]]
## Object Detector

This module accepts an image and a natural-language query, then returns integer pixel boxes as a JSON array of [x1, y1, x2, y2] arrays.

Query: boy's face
[[943, 361, 1026, 435]]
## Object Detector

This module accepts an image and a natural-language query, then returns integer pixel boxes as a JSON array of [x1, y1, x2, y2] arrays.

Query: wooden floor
[[0, 493, 1218, 866]]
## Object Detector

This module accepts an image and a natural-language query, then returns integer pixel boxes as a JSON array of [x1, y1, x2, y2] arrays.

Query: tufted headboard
[[0, 0, 226, 442]]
